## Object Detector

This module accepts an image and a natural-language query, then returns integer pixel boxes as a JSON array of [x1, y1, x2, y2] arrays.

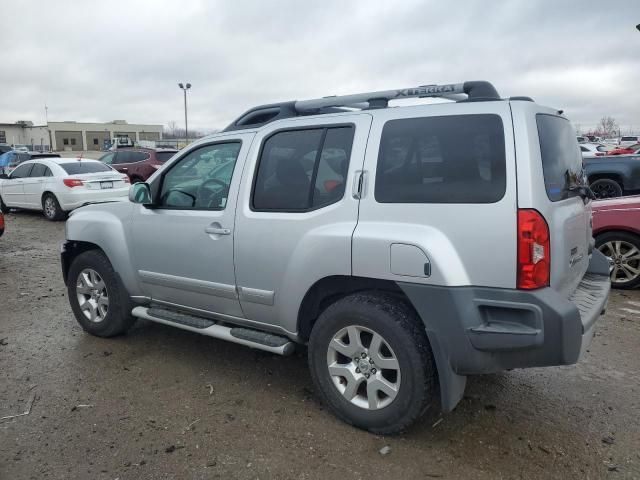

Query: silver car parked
[[61, 81, 610, 434]]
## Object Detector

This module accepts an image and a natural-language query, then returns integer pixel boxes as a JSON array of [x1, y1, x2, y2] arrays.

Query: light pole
[[178, 83, 191, 144]]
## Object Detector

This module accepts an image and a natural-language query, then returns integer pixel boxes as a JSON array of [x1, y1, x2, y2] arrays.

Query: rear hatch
[[524, 110, 592, 297]]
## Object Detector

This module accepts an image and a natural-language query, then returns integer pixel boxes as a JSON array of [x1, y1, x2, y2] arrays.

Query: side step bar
[[132, 306, 295, 356]]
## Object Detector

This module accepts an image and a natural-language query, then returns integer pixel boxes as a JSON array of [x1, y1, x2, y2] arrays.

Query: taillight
[[63, 178, 84, 188], [517, 209, 550, 289]]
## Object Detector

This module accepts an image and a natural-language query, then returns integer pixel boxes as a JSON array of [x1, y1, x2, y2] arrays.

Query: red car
[[98, 148, 178, 182], [0, 210, 4, 237], [607, 143, 640, 156], [593, 195, 640, 288]]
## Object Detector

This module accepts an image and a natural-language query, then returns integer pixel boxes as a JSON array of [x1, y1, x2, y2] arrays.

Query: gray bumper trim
[[397, 250, 611, 412]]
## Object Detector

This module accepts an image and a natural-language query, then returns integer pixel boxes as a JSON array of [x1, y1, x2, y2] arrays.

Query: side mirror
[[129, 182, 152, 205]]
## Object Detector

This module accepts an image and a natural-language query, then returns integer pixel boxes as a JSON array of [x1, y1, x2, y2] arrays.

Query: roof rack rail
[[223, 80, 500, 132]]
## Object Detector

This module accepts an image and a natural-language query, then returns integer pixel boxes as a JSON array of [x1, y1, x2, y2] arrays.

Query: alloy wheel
[[44, 197, 56, 218], [76, 268, 109, 322], [598, 240, 640, 285], [326, 325, 401, 410]]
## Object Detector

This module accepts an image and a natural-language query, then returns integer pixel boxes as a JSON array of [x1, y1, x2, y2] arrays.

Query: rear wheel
[[596, 231, 640, 289], [590, 178, 622, 199], [67, 250, 136, 337], [308, 292, 437, 434], [42, 193, 66, 221], [0, 196, 9, 213]]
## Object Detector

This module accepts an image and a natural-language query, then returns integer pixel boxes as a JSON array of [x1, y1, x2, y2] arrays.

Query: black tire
[[42, 193, 66, 221], [590, 178, 622, 199], [595, 231, 640, 289], [0, 196, 9, 213], [67, 250, 137, 337], [308, 292, 437, 434]]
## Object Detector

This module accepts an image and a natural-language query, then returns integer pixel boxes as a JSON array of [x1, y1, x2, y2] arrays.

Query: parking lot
[[0, 212, 637, 479]]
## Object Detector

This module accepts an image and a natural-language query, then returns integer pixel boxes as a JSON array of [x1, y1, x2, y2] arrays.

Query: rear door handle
[[205, 225, 231, 235], [120, 168, 128, 172]]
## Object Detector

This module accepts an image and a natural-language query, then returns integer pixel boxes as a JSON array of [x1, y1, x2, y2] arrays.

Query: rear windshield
[[536, 114, 586, 202], [156, 151, 177, 162], [60, 162, 113, 175], [375, 114, 506, 203]]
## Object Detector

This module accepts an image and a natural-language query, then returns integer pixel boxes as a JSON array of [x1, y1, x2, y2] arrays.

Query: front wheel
[[308, 292, 437, 434], [0, 196, 9, 213], [67, 250, 136, 337]]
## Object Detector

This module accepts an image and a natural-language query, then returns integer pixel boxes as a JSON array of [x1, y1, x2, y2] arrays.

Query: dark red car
[[593, 195, 640, 288], [607, 143, 640, 156], [98, 148, 178, 182]]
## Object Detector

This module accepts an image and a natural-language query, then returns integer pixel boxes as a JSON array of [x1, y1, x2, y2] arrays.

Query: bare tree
[[166, 120, 179, 138], [597, 116, 619, 138]]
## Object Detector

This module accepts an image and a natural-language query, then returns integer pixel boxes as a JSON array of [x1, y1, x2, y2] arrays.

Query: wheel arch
[[61, 240, 106, 285], [297, 275, 467, 412]]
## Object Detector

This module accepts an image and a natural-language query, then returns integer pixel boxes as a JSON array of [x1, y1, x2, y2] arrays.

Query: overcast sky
[[2, 0, 639, 133]]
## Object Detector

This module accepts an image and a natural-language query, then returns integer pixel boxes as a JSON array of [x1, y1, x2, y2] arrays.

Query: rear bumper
[[57, 188, 129, 210], [399, 250, 611, 409]]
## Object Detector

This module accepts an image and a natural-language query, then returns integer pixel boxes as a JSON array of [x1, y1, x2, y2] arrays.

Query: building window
[[71, 138, 76, 146], [63, 138, 69, 145], [93, 138, 99, 145], [0, 131, 6, 143]]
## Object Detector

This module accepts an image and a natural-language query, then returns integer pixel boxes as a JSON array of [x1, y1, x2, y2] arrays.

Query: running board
[[132, 306, 295, 356]]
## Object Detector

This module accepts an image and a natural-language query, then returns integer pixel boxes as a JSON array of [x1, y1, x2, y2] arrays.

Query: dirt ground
[[1, 211, 639, 480]]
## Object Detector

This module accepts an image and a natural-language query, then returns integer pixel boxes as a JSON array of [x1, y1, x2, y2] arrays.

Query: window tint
[[537, 114, 586, 202], [621, 136, 637, 141], [580, 146, 588, 152], [100, 153, 115, 165], [375, 115, 506, 204], [59, 162, 112, 175], [159, 142, 241, 209], [116, 151, 149, 164], [253, 126, 354, 211], [11, 163, 33, 178], [156, 151, 178, 162], [29, 163, 48, 177]]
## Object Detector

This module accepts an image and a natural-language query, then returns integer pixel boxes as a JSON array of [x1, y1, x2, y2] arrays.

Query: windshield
[[60, 162, 113, 175], [537, 114, 586, 202]]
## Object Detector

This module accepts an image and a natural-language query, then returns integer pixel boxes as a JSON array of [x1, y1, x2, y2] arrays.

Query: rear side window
[[29, 163, 48, 177], [252, 126, 354, 211], [115, 151, 149, 164], [536, 114, 586, 202], [156, 151, 177, 162], [60, 162, 112, 175], [621, 136, 637, 142], [375, 114, 506, 203]]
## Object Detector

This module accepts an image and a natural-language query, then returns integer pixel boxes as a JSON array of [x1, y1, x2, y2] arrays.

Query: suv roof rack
[[224, 80, 501, 132]]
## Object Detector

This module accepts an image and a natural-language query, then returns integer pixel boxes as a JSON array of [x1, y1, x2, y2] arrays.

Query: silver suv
[[61, 81, 611, 434]]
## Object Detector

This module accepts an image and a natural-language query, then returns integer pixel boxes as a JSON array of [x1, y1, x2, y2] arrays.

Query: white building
[[0, 120, 164, 152]]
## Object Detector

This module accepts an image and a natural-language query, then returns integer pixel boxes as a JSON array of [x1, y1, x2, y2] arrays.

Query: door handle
[[205, 225, 231, 235], [121, 168, 128, 172]]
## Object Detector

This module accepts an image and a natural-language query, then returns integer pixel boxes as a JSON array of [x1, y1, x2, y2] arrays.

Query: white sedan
[[0, 158, 130, 220], [579, 143, 608, 158]]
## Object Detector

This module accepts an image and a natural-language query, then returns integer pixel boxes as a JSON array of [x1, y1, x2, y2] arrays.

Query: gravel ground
[[1, 211, 639, 479]]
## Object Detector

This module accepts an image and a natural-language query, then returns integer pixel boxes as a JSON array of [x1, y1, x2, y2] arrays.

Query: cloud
[[1, 0, 639, 133]]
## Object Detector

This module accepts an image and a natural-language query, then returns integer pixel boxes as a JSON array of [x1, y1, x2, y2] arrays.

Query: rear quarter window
[[536, 114, 586, 202], [375, 114, 506, 203]]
